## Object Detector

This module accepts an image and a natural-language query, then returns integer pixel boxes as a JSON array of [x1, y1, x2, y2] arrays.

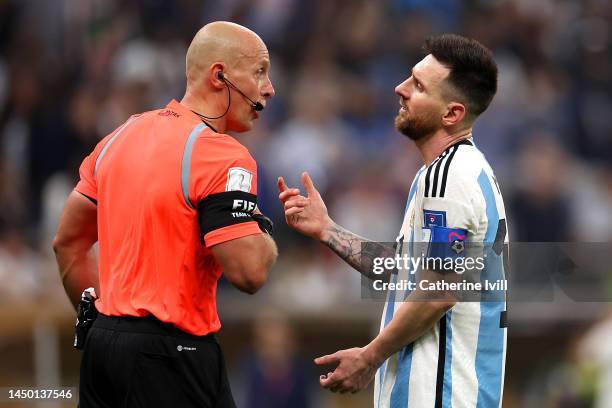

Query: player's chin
[[394, 115, 408, 130]]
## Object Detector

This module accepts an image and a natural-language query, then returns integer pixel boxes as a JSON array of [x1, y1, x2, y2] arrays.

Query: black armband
[[198, 191, 258, 238], [252, 213, 274, 236]]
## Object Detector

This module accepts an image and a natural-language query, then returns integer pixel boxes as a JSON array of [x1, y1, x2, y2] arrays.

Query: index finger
[[301, 172, 319, 198], [277, 176, 289, 193], [314, 353, 340, 366]]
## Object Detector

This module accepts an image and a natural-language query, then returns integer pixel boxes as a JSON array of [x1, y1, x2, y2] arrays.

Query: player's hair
[[423, 34, 498, 118]]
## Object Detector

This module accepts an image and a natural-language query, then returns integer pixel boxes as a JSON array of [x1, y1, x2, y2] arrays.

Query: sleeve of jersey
[[74, 151, 98, 201], [189, 136, 262, 247], [73, 121, 131, 201], [422, 174, 481, 269]]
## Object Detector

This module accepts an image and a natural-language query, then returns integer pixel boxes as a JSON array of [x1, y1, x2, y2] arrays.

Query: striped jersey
[[374, 139, 508, 408]]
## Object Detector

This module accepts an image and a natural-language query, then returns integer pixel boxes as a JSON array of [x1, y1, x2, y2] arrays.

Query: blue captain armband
[[423, 226, 469, 273], [422, 210, 468, 272]]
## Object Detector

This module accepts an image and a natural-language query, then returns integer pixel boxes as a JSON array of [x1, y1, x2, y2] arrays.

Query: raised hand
[[277, 172, 333, 241]]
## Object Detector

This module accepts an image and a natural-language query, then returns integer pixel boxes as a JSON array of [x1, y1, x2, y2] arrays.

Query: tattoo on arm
[[323, 224, 394, 281]]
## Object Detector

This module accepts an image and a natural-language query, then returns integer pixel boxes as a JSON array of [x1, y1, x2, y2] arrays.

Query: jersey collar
[[164, 100, 204, 124], [431, 138, 473, 164]]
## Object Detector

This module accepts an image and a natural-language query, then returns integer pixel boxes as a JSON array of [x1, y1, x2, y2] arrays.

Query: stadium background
[[0, 0, 611, 407]]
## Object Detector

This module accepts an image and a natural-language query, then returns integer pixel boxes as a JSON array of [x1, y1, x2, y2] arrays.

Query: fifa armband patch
[[198, 191, 257, 237], [226, 167, 253, 192]]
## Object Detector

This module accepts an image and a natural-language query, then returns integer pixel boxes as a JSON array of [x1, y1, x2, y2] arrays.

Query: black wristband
[[252, 213, 274, 236]]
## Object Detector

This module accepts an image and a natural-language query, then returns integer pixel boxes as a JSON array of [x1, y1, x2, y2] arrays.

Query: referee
[[53, 22, 277, 407]]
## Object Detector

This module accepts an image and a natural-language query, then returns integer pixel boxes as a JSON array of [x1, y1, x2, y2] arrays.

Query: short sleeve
[[189, 135, 261, 247], [74, 120, 133, 201], [75, 150, 98, 200]]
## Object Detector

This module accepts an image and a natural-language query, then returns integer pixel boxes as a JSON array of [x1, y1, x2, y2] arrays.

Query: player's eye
[[415, 81, 423, 91]]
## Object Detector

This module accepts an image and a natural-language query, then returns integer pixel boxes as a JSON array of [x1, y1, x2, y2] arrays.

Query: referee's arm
[[53, 191, 99, 309], [211, 232, 277, 294]]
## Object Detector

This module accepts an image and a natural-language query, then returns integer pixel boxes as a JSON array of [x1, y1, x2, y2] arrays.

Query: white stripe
[[378, 353, 399, 408], [407, 330, 438, 407], [451, 302, 481, 407]]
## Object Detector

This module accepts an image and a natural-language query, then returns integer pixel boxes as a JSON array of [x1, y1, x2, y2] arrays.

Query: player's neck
[[181, 92, 227, 133], [416, 128, 473, 166]]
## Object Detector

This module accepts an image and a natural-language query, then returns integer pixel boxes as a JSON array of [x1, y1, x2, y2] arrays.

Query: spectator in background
[[0, 223, 41, 302], [241, 309, 312, 408], [509, 134, 572, 242]]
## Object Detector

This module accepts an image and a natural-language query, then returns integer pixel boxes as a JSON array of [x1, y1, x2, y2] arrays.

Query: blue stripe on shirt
[[442, 311, 453, 408], [475, 170, 505, 408]]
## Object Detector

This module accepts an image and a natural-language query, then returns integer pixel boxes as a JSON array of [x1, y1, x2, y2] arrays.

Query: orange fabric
[[75, 100, 261, 335]]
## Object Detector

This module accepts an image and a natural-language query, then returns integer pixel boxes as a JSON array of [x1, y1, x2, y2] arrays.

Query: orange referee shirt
[[75, 100, 262, 335]]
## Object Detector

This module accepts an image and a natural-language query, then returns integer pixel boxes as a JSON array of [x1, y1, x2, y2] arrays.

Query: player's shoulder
[[191, 129, 256, 173], [197, 130, 253, 158], [447, 140, 488, 178], [423, 139, 484, 198]]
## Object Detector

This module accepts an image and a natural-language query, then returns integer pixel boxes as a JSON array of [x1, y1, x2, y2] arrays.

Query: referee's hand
[[277, 172, 333, 241]]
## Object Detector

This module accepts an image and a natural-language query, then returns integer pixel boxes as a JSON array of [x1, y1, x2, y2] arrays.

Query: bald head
[[186, 21, 267, 86], [182, 22, 274, 133]]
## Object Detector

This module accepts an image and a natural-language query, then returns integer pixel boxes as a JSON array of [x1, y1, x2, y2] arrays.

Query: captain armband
[[422, 225, 470, 273]]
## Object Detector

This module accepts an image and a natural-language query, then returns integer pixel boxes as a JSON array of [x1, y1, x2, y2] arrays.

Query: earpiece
[[216, 71, 225, 81]]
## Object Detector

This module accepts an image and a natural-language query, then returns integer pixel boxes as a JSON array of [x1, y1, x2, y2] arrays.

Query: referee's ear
[[442, 102, 466, 127], [208, 63, 226, 90]]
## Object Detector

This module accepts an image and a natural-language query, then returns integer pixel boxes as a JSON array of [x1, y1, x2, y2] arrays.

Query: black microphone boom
[[219, 73, 264, 111]]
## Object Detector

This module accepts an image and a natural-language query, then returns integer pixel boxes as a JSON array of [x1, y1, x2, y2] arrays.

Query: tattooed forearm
[[323, 223, 395, 281]]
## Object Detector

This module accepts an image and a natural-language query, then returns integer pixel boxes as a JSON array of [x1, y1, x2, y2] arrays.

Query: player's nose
[[395, 80, 409, 99]]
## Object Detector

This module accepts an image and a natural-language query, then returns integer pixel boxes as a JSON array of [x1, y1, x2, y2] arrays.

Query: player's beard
[[395, 109, 440, 141]]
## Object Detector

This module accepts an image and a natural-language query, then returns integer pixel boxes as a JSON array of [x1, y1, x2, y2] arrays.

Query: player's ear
[[442, 102, 466, 127]]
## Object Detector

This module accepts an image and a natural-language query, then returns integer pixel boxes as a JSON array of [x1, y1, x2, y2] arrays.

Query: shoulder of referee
[[188, 131, 258, 200], [192, 130, 256, 167]]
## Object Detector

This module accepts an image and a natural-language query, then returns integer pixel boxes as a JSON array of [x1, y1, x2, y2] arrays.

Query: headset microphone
[[217, 72, 264, 111]]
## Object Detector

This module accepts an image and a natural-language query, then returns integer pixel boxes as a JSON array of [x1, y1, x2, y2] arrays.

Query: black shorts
[[79, 314, 236, 408]]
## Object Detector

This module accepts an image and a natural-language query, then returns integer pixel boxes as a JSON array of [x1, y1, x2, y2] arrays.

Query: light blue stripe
[[403, 167, 425, 214], [388, 224, 417, 407], [403, 215, 417, 301], [475, 170, 505, 408], [94, 116, 137, 176], [442, 311, 453, 408], [378, 168, 424, 407], [389, 344, 414, 408], [181, 123, 207, 209]]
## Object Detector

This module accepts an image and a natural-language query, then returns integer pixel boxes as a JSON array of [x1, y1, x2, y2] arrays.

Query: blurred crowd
[[0, 0, 611, 406]]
